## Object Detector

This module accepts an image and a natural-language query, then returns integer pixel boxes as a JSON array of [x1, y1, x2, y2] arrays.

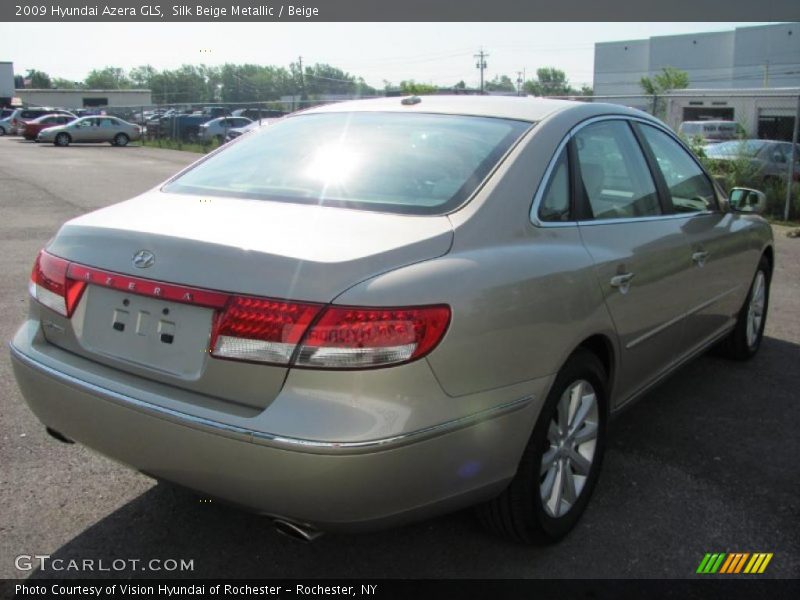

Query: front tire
[[54, 133, 70, 147], [716, 256, 771, 360], [478, 349, 607, 543], [0, 125, 6, 136]]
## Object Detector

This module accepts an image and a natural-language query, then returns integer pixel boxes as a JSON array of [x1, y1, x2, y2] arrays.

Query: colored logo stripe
[[697, 553, 773, 574]]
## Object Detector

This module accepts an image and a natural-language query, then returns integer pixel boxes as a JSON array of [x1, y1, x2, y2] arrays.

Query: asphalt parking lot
[[0, 135, 798, 580]]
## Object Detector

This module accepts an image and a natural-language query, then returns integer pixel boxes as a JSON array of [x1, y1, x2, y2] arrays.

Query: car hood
[[46, 190, 454, 302]]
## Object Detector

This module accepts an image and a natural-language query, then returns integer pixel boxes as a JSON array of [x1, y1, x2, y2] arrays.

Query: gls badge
[[132, 250, 155, 269]]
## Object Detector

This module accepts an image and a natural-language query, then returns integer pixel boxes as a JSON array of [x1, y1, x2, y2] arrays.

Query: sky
[[0, 22, 776, 89]]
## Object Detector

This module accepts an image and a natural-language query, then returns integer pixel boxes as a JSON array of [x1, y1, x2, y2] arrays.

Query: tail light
[[295, 306, 451, 369], [30, 249, 451, 369], [29, 250, 86, 317]]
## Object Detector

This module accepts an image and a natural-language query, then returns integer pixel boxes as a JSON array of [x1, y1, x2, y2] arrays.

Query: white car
[[197, 116, 253, 142]]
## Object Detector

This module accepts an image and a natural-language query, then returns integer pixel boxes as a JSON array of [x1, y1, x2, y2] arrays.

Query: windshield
[[705, 140, 766, 158], [163, 112, 531, 215]]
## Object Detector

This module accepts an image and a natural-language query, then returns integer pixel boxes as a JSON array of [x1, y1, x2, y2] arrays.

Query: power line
[[474, 48, 489, 94]]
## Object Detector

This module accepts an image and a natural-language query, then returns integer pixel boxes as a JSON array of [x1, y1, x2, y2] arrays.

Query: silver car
[[704, 139, 800, 185], [37, 116, 142, 147], [10, 96, 773, 543], [197, 116, 253, 142]]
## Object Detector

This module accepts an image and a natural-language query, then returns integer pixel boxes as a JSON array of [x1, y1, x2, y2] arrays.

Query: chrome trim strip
[[530, 114, 722, 228], [626, 285, 741, 349], [9, 343, 533, 455]]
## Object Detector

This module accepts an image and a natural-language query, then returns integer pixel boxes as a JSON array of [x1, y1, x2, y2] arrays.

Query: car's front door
[[71, 118, 95, 142], [634, 122, 755, 354], [570, 118, 695, 406]]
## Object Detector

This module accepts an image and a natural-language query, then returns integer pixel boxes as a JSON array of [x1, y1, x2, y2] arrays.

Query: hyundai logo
[[132, 250, 155, 269]]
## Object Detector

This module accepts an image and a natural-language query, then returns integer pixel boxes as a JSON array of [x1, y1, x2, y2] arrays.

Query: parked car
[[198, 116, 253, 142], [10, 96, 773, 543], [152, 114, 211, 141], [8, 107, 71, 135], [0, 114, 12, 136], [678, 120, 743, 144], [22, 113, 77, 140], [231, 108, 287, 121], [36, 116, 141, 146], [224, 119, 274, 142], [704, 139, 800, 184]]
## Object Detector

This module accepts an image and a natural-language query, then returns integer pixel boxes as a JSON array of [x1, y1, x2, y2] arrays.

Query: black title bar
[[2, 0, 799, 22]]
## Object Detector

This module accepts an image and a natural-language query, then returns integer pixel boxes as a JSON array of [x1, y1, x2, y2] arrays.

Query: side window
[[637, 124, 717, 213], [538, 147, 571, 222], [573, 120, 661, 220]]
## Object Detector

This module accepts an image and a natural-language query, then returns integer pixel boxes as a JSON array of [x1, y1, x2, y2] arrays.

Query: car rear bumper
[[9, 320, 545, 531]]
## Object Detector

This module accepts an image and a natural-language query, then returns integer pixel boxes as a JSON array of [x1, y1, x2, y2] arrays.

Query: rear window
[[163, 112, 530, 215]]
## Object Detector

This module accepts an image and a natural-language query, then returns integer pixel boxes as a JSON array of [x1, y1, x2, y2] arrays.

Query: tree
[[399, 80, 438, 95], [51, 78, 83, 89], [25, 69, 51, 89], [485, 75, 516, 93], [14, 74, 25, 89], [85, 67, 131, 89], [523, 67, 573, 96], [640, 67, 689, 95], [640, 67, 689, 118]]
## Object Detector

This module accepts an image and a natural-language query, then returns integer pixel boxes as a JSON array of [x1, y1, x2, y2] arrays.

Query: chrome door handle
[[692, 251, 710, 267], [610, 272, 635, 294]]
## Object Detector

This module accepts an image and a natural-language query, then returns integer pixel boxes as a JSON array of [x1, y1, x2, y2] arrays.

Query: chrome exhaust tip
[[272, 518, 323, 543]]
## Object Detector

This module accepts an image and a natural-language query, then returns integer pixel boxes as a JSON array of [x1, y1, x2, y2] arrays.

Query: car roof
[[298, 95, 618, 123]]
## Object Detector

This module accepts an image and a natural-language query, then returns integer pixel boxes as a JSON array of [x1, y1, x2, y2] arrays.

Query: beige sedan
[[37, 116, 141, 147], [11, 96, 774, 543]]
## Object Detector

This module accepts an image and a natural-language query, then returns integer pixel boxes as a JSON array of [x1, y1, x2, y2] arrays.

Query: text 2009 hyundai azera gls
[[10, 96, 773, 543]]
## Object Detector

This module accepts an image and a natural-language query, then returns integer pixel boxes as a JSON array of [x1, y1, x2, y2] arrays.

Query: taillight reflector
[[211, 297, 322, 364], [30, 251, 86, 317], [296, 305, 451, 369]]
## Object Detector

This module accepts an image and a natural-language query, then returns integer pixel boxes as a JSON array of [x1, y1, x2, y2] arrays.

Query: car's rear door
[[570, 118, 695, 405], [633, 122, 755, 354]]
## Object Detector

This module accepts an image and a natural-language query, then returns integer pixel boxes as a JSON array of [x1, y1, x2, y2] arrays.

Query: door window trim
[[531, 114, 722, 228]]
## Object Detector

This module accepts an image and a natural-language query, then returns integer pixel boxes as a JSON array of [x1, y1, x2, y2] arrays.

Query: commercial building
[[0, 61, 14, 106], [594, 23, 800, 96], [14, 88, 152, 109]]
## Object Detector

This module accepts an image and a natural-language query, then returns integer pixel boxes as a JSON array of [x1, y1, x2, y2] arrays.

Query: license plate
[[76, 285, 214, 378]]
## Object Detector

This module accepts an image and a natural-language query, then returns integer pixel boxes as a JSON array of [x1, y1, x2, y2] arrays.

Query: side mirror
[[729, 187, 767, 215]]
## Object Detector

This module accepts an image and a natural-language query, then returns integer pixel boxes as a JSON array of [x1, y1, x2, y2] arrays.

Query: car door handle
[[692, 251, 710, 267], [610, 272, 635, 294]]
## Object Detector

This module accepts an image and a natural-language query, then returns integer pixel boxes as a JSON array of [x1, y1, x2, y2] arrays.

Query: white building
[[0, 61, 14, 105], [594, 23, 800, 96], [15, 88, 152, 109]]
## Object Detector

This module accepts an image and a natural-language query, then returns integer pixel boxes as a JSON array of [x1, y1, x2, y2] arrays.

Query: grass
[[141, 137, 222, 154], [767, 217, 800, 228]]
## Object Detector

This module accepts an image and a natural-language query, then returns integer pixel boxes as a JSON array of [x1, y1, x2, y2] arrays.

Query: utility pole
[[764, 61, 770, 88], [516, 69, 525, 96], [474, 48, 488, 94], [298, 55, 306, 103]]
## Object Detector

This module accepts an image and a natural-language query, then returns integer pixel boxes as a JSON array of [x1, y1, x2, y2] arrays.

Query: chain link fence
[[55, 91, 800, 220]]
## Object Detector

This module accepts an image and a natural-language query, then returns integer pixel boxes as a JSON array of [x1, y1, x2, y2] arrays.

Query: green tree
[[523, 67, 573, 96], [485, 75, 516, 93], [399, 80, 438, 95], [640, 67, 690, 95], [51, 78, 83, 89], [14, 74, 25, 88], [85, 67, 131, 89], [640, 67, 690, 118], [25, 69, 51, 89]]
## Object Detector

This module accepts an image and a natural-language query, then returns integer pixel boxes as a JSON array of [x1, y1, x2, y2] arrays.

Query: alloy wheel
[[540, 379, 599, 518], [746, 270, 766, 348]]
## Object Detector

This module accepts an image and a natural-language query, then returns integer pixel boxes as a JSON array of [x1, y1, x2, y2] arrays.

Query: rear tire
[[113, 133, 129, 147], [55, 133, 70, 147], [716, 256, 771, 360], [477, 349, 607, 544], [0, 125, 6, 136]]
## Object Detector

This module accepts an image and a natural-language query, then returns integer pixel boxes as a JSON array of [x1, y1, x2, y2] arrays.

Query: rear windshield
[[163, 112, 531, 215]]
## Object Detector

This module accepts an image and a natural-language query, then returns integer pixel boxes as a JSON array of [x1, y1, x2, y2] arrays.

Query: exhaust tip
[[273, 518, 323, 543], [46, 427, 74, 444]]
